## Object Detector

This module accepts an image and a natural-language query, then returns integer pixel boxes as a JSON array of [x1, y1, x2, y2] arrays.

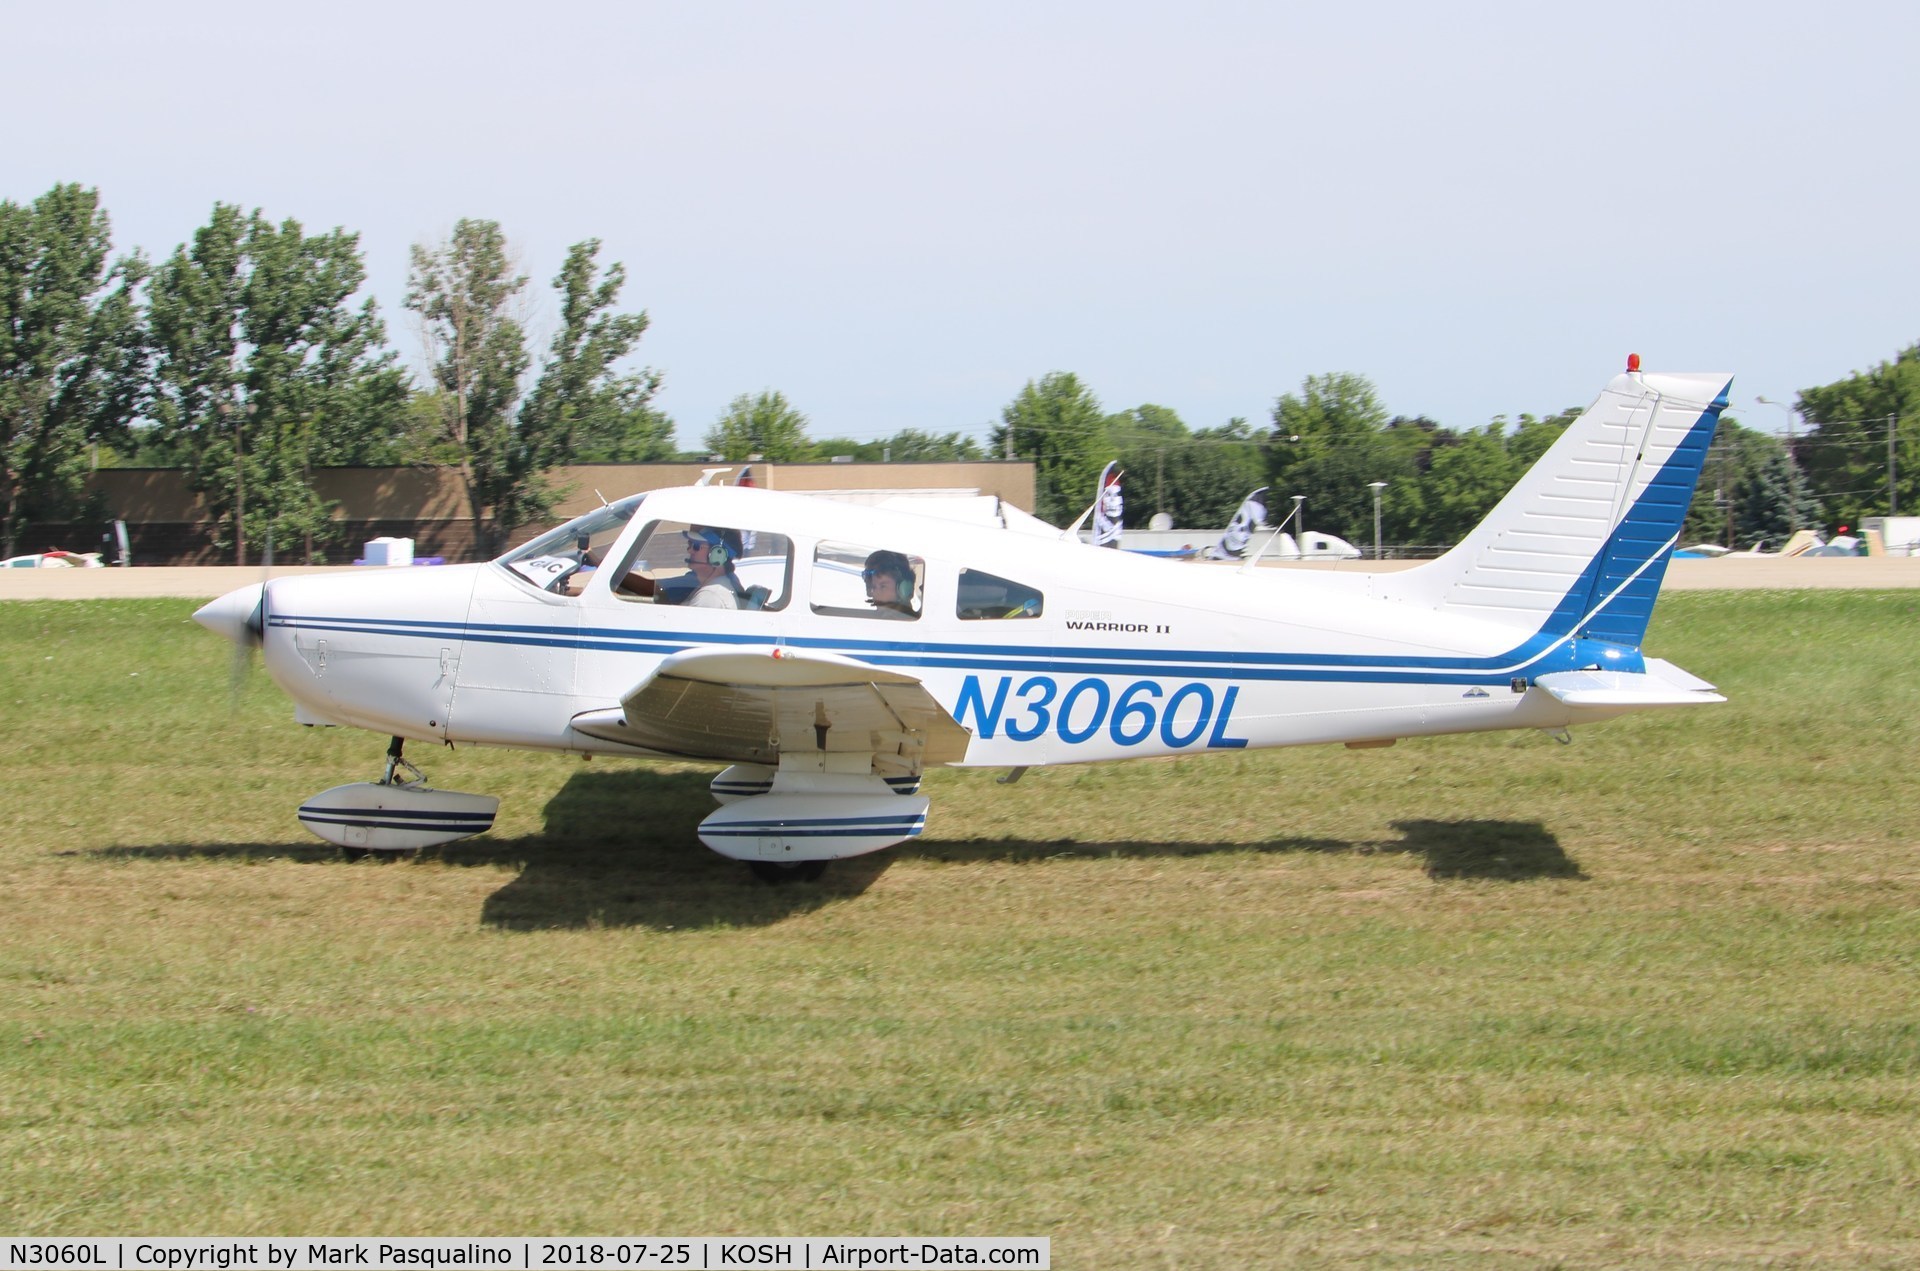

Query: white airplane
[[196, 359, 1732, 880]]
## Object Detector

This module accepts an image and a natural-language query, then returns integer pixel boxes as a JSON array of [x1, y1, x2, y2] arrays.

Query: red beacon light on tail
[[1626, 353, 1642, 373]]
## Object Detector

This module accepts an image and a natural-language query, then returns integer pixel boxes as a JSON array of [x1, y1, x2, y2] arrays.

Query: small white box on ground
[[363, 536, 414, 566]]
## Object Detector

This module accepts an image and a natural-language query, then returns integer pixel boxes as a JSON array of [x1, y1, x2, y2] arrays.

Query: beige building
[[56, 461, 1036, 565]]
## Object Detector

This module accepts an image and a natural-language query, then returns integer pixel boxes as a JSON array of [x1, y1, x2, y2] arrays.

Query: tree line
[[4, 183, 1913, 560], [996, 361, 1920, 551]]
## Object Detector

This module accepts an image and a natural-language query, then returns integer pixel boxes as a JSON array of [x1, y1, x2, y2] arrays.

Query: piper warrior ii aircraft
[[195, 359, 1731, 880]]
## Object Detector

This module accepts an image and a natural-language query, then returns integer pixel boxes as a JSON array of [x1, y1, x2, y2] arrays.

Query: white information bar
[[2, 1239, 1047, 1271]]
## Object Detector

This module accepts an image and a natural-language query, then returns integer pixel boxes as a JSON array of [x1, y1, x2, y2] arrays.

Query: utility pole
[[221, 399, 248, 567], [304, 414, 315, 565], [1891, 413, 1899, 516], [1720, 436, 1734, 549], [1368, 481, 1387, 560]]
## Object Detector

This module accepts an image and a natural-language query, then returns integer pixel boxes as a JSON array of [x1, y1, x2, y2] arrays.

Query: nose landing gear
[[296, 736, 499, 860]]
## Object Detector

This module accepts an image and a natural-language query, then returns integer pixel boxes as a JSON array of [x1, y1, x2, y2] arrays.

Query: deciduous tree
[[1106, 405, 1266, 531], [0, 184, 147, 558], [1266, 372, 1417, 543], [1795, 345, 1919, 524], [406, 219, 532, 556], [151, 205, 402, 562], [805, 430, 990, 463], [877, 429, 985, 462], [1393, 423, 1515, 549], [993, 372, 1109, 524], [1107, 403, 1187, 524], [519, 239, 673, 465], [703, 390, 813, 462]]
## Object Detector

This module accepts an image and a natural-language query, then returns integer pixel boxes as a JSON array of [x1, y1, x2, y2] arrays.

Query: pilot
[[680, 526, 748, 609], [862, 549, 918, 618], [562, 533, 598, 594]]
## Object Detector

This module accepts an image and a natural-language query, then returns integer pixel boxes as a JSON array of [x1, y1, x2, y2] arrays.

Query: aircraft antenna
[[1241, 498, 1302, 573], [1060, 496, 1098, 540]]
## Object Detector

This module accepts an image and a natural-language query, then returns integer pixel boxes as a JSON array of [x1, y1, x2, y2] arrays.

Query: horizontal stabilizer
[[1535, 658, 1724, 708]]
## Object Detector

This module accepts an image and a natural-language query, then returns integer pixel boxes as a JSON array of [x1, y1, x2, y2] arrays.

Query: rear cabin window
[[610, 520, 792, 611], [811, 542, 923, 621], [956, 568, 1043, 620]]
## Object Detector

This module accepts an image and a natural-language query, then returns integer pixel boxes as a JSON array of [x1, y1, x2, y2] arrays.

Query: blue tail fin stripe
[[1533, 385, 1727, 649]]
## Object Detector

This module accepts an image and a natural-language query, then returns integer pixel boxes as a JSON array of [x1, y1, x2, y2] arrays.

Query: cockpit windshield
[[498, 494, 647, 593]]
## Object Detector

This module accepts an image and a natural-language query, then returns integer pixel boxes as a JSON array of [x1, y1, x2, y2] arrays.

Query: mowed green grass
[[2, 592, 1918, 1266]]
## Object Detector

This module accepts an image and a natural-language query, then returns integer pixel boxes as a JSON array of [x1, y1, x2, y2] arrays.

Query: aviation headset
[[689, 527, 741, 568], [864, 550, 915, 601]]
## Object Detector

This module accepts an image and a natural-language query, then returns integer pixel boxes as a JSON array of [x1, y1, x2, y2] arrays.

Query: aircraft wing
[[569, 645, 973, 767]]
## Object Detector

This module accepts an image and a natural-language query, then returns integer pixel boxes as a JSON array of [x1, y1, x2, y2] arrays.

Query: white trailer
[[1860, 516, 1920, 556]]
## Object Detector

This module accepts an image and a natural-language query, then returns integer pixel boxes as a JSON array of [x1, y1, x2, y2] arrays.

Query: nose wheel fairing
[[296, 782, 499, 852], [296, 737, 498, 853]]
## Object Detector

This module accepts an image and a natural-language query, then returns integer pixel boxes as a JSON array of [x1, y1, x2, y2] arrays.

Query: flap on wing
[[647, 645, 934, 690], [572, 644, 971, 767], [1535, 659, 1725, 708]]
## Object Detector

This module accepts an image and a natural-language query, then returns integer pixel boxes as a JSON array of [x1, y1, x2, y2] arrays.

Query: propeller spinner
[[193, 583, 267, 648]]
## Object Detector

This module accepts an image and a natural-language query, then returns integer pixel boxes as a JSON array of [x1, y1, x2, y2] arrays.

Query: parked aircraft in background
[[3, 550, 103, 568], [196, 359, 1732, 880]]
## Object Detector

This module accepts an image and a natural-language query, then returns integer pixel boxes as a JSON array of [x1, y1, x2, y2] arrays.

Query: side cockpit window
[[956, 568, 1043, 620], [811, 542, 923, 620], [611, 520, 792, 611]]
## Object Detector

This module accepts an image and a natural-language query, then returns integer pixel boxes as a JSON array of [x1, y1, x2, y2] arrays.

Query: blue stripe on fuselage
[[266, 610, 1618, 685]]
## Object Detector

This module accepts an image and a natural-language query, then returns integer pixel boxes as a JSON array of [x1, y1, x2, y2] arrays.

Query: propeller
[[192, 530, 273, 708]]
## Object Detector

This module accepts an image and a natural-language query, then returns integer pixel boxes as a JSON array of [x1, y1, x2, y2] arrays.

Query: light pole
[[220, 399, 247, 566], [1368, 481, 1387, 560], [1755, 395, 1803, 530], [1290, 495, 1304, 559]]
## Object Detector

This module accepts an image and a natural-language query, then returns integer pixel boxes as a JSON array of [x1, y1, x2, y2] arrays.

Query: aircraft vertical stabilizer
[[1379, 364, 1730, 648]]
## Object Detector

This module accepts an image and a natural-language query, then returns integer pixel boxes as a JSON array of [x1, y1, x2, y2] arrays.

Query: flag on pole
[[1093, 462, 1124, 548], [1209, 486, 1269, 559]]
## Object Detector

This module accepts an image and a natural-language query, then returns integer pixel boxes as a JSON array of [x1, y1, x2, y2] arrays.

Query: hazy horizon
[[12, 1, 1914, 447]]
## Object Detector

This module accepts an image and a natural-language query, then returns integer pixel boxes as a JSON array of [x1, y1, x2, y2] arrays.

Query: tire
[[747, 859, 827, 883]]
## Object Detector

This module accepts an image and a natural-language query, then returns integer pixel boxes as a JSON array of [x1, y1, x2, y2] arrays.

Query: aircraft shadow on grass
[[910, 817, 1584, 882], [92, 771, 1581, 932]]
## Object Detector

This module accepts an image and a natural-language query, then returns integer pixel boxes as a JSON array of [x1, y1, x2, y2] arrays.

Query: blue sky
[[12, 1, 1915, 449]]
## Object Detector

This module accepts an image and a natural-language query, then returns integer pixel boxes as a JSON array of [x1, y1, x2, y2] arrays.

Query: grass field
[[2, 592, 1918, 1267]]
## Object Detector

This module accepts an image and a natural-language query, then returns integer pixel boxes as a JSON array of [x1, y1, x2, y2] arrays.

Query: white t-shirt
[[686, 578, 741, 609]]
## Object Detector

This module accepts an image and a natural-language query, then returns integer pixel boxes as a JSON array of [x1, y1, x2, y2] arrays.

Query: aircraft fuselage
[[246, 486, 1634, 769]]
